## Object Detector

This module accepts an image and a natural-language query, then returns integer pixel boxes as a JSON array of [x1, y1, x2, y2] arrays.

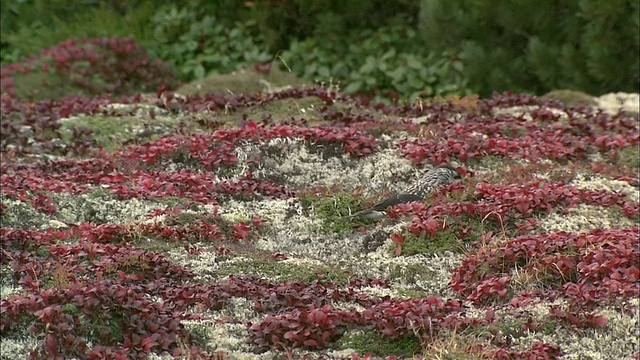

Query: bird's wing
[[369, 193, 423, 211]]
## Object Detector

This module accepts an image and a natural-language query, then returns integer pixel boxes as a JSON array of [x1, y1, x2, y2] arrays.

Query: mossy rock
[[176, 66, 308, 96], [541, 89, 597, 107]]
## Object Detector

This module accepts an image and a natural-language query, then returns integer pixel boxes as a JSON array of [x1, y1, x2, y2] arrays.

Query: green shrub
[[3, 0, 472, 101], [281, 18, 470, 103], [1, 0, 158, 64], [418, 0, 639, 96], [185, 0, 422, 51], [149, 4, 271, 81], [2, 37, 178, 100]]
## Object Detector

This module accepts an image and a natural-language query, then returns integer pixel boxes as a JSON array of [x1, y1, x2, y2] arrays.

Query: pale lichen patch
[[570, 173, 639, 203], [181, 298, 265, 356], [511, 299, 639, 359], [539, 203, 635, 233], [166, 244, 222, 282], [1, 266, 21, 299], [596, 92, 640, 115], [0, 336, 40, 360], [233, 134, 424, 195], [0, 198, 50, 229], [52, 192, 164, 225]]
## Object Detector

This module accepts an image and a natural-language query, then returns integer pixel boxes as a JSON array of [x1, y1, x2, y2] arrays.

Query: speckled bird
[[349, 165, 462, 219]]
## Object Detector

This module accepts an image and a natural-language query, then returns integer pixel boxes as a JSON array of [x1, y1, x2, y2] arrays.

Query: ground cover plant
[[1, 40, 639, 359]]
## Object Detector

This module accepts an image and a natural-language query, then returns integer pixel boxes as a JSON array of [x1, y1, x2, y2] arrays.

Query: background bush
[[1, 0, 636, 100], [1, 37, 178, 100], [0, 0, 157, 63], [418, 0, 639, 96], [148, 3, 271, 80], [280, 18, 469, 102]]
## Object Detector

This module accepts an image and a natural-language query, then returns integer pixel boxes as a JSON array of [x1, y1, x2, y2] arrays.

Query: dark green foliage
[[0, 0, 157, 63], [198, 0, 422, 51], [148, 3, 271, 81], [3, 0, 635, 99], [418, 0, 639, 96], [282, 17, 470, 102]]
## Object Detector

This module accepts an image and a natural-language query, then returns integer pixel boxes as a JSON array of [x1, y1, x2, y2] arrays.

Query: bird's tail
[[343, 208, 383, 219], [343, 209, 365, 218]]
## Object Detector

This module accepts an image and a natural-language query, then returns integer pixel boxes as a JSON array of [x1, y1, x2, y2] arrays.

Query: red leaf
[[46, 334, 57, 354], [390, 233, 404, 244], [283, 331, 298, 340], [594, 315, 608, 327], [485, 308, 495, 322], [304, 339, 319, 347]]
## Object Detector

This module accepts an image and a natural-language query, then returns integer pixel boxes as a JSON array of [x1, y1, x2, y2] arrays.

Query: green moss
[[538, 318, 559, 335], [170, 211, 237, 227], [84, 188, 113, 199], [499, 124, 528, 138], [91, 314, 125, 343], [467, 316, 557, 343], [61, 303, 82, 317], [216, 254, 350, 285], [59, 114, 182, 153], [617, 145, 639, 169], [474, 262, 493, 279], [154, 196, 193, 207], [394, 288, 430, 299], [34, 246, 52, 258], [426, 352, 479, 360], [399, 231, 463, 256], [338, 330, 420, 358], [303, 193, 375, 235]]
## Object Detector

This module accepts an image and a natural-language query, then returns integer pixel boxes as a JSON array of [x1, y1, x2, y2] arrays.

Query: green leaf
[[185, 40, 198, 52], [364, 75, 377, 87], [381, 49, 396, 61], [342, 81, 363, 93], [453, 61, 464, 72], [332, 62, 348, 77], [406, 56, 422, 70], [318, 66, 331, 78], [194, 64, 205, 79], [202, 54, 221, 64], [388, 67, 405, 81], [360, 56, 377, 73], [407, 76, 424, 89]]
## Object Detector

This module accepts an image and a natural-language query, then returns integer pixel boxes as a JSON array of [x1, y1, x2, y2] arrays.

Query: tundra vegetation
[[1, 2, 639, 357]]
